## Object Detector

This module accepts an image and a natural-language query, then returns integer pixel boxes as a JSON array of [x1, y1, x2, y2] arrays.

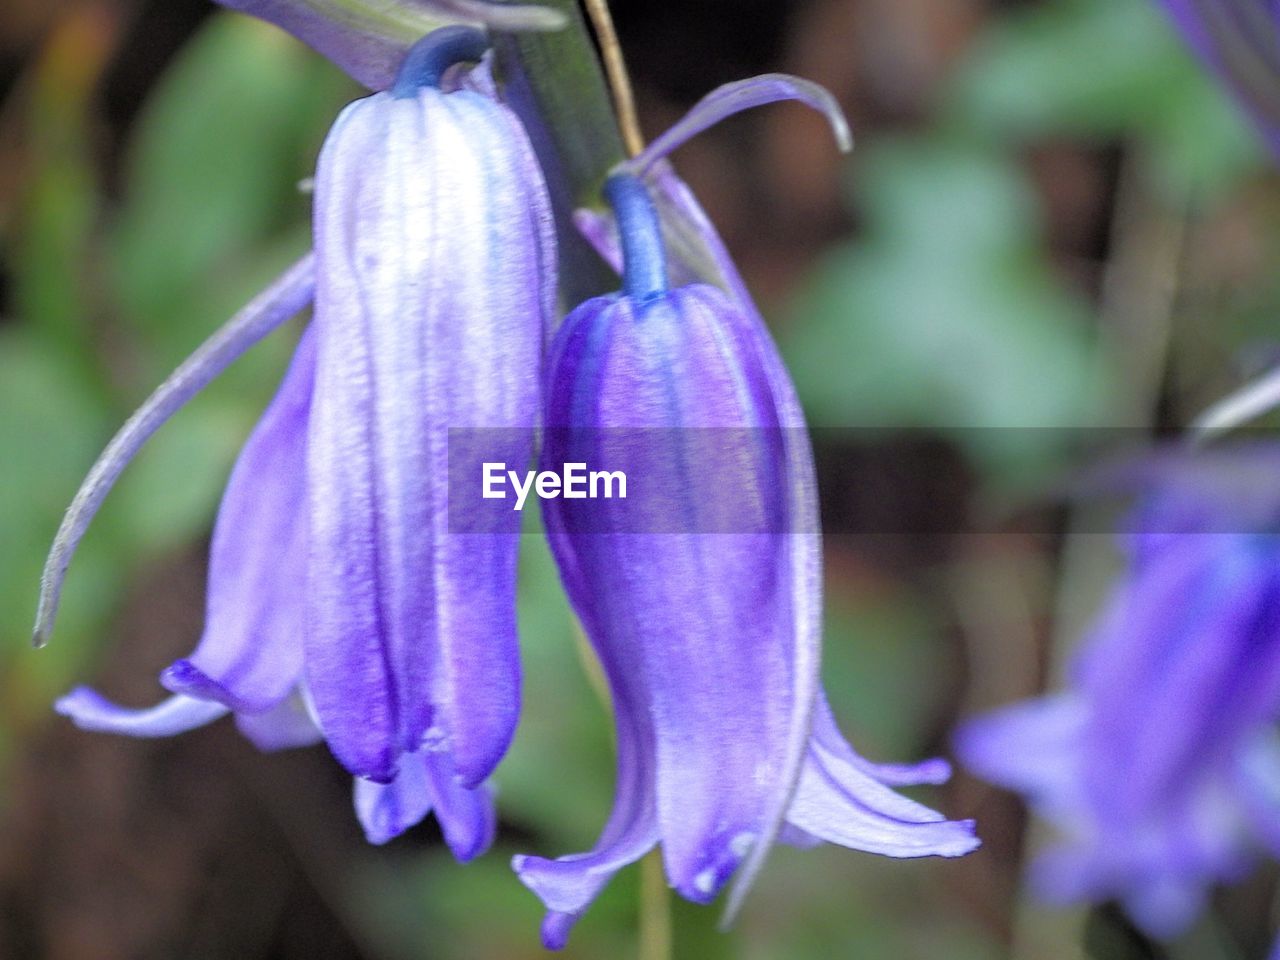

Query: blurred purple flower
[[513, 81, 978, 950], [214, 0, 565, 90], [42, 29, 556, 853], [1159, 0, 1280, 152], [958, 472, 1280, 938]]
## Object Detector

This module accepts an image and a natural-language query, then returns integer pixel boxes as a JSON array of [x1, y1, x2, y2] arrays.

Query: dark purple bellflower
[[514, 87, 979, 948], [958, 457, 1280, 938], [41, 29, 556, 854]]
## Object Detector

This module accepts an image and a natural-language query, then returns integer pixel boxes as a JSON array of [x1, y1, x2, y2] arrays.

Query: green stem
[[493, 0, 626, 305], [639, 849, 673, 960]]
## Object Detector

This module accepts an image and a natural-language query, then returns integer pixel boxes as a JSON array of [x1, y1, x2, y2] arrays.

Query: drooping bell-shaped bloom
[[958, 453, 1280, 938], [513, 96, 978, 945], [214, 0, 564, 91], [44, 28, 556, 853], [1157, 0, 1280, 153]]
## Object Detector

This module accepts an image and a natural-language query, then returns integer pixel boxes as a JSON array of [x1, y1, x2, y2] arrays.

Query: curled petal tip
[[55, 688, 228, 737], [32, 559, 69, 649], [947, 820, 982, 857], [626, 73, 852, 176], [160, 659, 254, 712], [354, 774, 425, 845], [431, 777, 497, 862], [894, 757, 953, 786], [925, 758, 953, 782], [540, 911, 577, 951], [52, 688, 87, 718]]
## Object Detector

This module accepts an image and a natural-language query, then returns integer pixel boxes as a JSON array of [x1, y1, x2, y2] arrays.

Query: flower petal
[[422, 751, 497, 862], [306, 84, 550, 782], [786, 746, 980, 858], [625, 74, 851, 177], [160, 330, 315, 714], [236, 689, 324, 751], [544, 286, 799, 903], [35, 254, 315, 648], [811, 696, 953, 785], [955, 694, 1088, 819], [1235, 730, 1280, 857], [777, 824, 824, 849], [512, 798, 658, 948], [355, 750, 435, 845], [568, 181, 830, 922], [513, 500, 661, 950], [1081, 538, 1275, 825], [55, 689, 228, 737], [1120, 878, 1208, 941], [512, 706, 659, 950], [354, 747, 496, 858]]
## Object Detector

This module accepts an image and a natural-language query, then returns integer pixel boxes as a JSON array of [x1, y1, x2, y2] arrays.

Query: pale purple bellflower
[[1158, 0, 1280, 152], [958, 455, 1280, 938], [513, 83, 979, 950], [40, 28, 556, 854]]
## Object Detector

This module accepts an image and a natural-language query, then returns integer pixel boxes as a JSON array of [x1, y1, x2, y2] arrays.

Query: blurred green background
[[0, 0, 1276, 957]]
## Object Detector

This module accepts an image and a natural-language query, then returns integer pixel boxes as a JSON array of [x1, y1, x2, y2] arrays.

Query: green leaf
[[946, 0, 1262, 200], [821, 583, 950, 761], [785, 136, 1109, 478], [494, 523, 616, 846], [107, 13, 349, 373]]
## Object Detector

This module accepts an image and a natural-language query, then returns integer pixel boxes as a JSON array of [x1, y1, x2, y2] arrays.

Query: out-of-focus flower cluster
[[955, 2, 1280, 947], [961, 460, 1280, 938]]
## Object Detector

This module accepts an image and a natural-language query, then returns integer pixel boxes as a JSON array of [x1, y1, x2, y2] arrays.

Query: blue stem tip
[[604, 173, 669, 302], [393, 26, 490, 97]]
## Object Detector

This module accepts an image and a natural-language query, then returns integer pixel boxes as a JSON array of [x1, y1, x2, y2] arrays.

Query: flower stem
[[582, 0, 644, 157], [492, 0, 626, 305], [605, 173, 668, 300], [639, 848, 673, 960], [391, 25, 488, 95]]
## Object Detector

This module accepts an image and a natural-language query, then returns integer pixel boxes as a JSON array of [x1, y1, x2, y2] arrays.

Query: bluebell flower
[[513, 80, 979, 950], [214, 0, 565, 90], [958, 457, 1280, 938], [41, 28, 556, 853], [1158, 0, 1280, 151]]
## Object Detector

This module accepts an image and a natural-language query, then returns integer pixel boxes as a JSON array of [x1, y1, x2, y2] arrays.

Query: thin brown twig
[[582, 0, 645, 157]]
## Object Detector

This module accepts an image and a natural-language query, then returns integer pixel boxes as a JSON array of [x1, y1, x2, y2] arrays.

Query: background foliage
[[0, 0, 1276, 957]]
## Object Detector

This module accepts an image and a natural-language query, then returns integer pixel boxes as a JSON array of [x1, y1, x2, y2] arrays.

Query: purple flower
[[958, 467, 1280, 937], [42, 29, 556, 853], [1158, 0, 1280, 152], [513, 80, 979, 950], [214, 0, 565, 90]]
